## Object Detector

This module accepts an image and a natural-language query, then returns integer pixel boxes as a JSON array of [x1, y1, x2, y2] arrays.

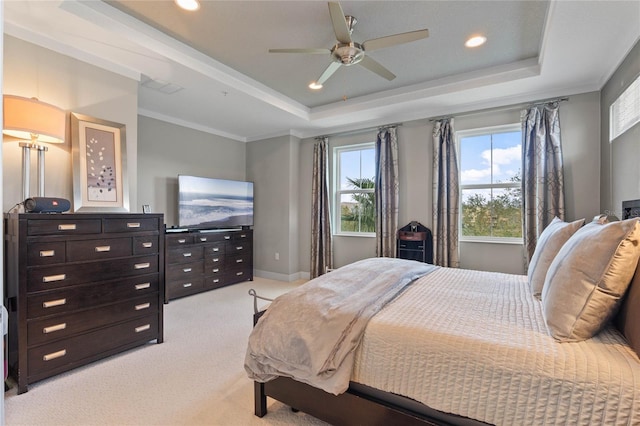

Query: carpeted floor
[[4, 277, 329, 425]]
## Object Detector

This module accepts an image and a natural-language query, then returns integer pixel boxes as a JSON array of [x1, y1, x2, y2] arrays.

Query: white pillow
[[528, 217, 585, 299], [542, 218, 640, 342]]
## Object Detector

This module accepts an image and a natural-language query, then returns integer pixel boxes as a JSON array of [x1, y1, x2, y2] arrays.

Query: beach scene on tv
[[178, 175, 254, 229]]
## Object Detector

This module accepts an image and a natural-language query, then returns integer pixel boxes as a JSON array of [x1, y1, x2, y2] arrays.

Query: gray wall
[[137, 116, 246, 227], [601, 39, 640, 216], [246, 135, 301, 281], [3, 36, 139, 212]]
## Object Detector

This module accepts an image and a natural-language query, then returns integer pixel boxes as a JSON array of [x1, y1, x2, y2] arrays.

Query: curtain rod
[[428, 96, 569, 122], [317, 122, 403, 139]]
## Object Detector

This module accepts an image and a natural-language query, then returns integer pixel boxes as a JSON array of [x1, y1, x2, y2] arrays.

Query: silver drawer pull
[[135, 282, 151, 290], [58, 224, 76, 231], [142, 242, 153, 248], [183, 268, 192, 273], [236, 259, 243, 263], [213, 279, 220, 283], [212, 268, 219, 273], [224, 235, 231, 240], [183, 252, 192, 257], [178, 239, 186, 244], [43, 349, 66, 361], [135, 324, 151, 333], [40, 250, 55, 257], [43, 274, 66, 283], [43, 323, 67, 334], [236, 246, 243, 250], [213, 258, 220, 262], [199, 237, 207, 242], [212, 248, 219, 252], [95, 245, 111, 252], [43, 298, 67, 308], [236, 271, 244, 276], [241, 234, 247, 238], [134, 262, 151, 269], [127, 222, 141, 228], [183, 282, 192, 288], [135, 302, 151, 311]]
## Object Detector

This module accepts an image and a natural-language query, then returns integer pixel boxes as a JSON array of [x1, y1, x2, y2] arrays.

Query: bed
[[245, 215, 640, 425]]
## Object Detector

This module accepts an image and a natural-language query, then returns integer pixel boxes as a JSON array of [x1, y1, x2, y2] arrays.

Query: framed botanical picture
[[71, 113, 129, 212]]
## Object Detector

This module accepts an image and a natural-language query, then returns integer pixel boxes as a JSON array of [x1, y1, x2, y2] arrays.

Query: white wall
[[2, 36, 138, 213]]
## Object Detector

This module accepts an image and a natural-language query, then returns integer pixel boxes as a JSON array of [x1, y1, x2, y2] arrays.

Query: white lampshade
[[3, 95, 66, 144]]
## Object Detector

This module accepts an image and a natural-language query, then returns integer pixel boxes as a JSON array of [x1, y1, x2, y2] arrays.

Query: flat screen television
[[178, 175, 254, 229]]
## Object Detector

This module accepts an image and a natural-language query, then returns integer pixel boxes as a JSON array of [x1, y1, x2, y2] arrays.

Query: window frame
[[610, 72, 640, 142], [333, 142, 376, 237], [457, 123, 523, 244]]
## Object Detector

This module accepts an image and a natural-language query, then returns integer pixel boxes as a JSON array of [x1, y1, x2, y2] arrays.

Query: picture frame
[[71, 113, 129, 212]]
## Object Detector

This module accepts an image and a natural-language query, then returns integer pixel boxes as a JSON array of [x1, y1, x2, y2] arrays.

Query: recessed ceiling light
[[309, 82, 323, 90], [175, 0, 200, 11], [465, 35, 487, 48]]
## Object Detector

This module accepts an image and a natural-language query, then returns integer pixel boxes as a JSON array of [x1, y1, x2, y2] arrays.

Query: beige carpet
[[4, 277, 329, 426]]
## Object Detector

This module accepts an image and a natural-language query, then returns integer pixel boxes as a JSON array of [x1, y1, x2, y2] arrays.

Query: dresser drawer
[[27, 255, 159, 292], [166, 277, 203, 299], [134, 236, 159, 255], [205, 253, 224, 267], [27, 219, 102, 236], [167, 246, 203, 264], [203, 274, 226, 290], [27, 314, 159, 378], [203, 262, 225, 277], [27, 274, 160, 319], [203, 242, 225, 256], [67, 237, 132, 262], [165, 234, 194, 247], [233, 231, 252, 241], [166, 261, 203, 281], [227, 269, 251, 283], [28, 295, 159, 346], [227, 241, 251, 254], [27, 242, 66, 266], [103, 217, 159, 233], [225, 252, 252, 269]]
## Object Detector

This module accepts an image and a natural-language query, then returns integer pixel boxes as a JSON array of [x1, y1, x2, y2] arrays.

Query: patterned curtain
[[432, 119, 460, 267], [375, 126, 399, 257], [310, 137, 333, 278], [522, 102, 565, 262]]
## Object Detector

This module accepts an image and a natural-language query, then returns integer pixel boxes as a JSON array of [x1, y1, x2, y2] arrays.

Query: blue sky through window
[[460, 131, 521, 185], [340, 147, 375, 190]]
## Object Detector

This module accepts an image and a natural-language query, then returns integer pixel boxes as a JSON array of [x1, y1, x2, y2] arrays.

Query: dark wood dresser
[[4, 212, 164, 394], [165, 229, 252, 301]]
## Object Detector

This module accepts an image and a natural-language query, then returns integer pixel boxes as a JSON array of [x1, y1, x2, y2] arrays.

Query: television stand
[[164, 228, 253, 302]]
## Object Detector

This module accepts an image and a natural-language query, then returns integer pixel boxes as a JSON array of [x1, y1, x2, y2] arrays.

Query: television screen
[[178, 175, 254, 229]]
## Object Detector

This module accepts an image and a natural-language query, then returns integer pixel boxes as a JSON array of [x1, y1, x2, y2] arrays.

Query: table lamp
[[3, 95, 66, 200]]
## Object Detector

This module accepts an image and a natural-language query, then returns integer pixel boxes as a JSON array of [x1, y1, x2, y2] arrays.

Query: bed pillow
[[615, 258, 640, 358], [541, 217, 640, 342], [528, 217, 585, 299]]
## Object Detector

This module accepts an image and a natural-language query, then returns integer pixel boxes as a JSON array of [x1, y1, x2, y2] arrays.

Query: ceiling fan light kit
[[270, 1, 429, 89]]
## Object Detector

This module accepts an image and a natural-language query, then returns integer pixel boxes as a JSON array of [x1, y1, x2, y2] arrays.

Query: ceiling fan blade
[[358, 56, 396, 81], [269, 48, 331, 54], [328, 2, 352, 43], [316, 62, 342, 85], [363, 29, 429, 52]]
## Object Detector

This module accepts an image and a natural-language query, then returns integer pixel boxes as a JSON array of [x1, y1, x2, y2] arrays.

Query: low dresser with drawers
[[165, 228, 253, 301], [4, 212, 164, 394]]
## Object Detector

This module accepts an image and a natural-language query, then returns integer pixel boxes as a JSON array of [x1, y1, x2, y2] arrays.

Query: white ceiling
[[4, 1, 640, 142]]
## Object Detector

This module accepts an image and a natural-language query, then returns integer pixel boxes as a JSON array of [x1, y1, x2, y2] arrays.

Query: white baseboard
[[254, 269, 310, 282]]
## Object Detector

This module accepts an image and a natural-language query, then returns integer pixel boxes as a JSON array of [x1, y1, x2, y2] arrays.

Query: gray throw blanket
[[244, 257, 436, 394]]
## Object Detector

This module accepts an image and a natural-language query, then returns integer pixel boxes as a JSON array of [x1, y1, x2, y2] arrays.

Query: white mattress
[[352, 267, 640, 425]]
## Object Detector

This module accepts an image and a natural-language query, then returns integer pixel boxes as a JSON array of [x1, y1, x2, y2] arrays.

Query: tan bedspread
[[245, 257, 435, 394], [352, 267, 640, 425]]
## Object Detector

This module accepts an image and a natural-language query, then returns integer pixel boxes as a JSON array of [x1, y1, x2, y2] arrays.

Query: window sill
[[333, 233, 376, 238], [459, 238, 523, 245]]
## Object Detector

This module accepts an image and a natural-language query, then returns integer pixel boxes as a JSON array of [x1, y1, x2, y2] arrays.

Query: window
[[334, 143, 375, 236], [610, 73, 640, 142], [458, 125, 522, 242]]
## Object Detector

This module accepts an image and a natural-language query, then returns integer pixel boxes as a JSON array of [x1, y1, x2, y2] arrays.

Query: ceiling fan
[[269, 1, 429, 88]]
